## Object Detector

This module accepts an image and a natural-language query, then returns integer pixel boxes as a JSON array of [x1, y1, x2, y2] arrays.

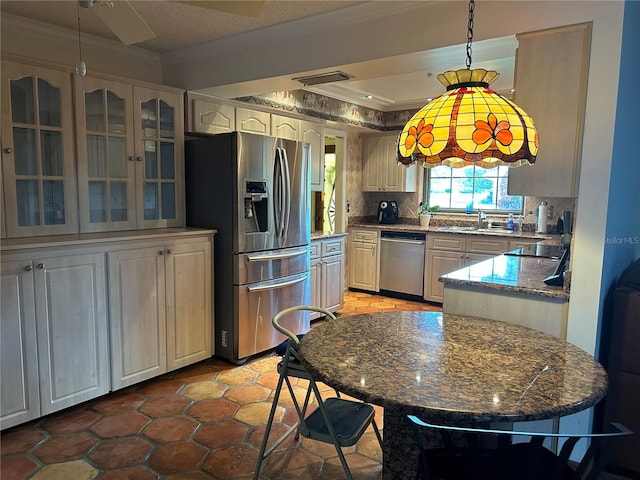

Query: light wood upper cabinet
[[133, 86, 185, 229], [271, 114, 300, 141], [302, 120, 325, 192], [188, 95, 235, 134], [508, 23, 592, 198], [236, 107, 270, 135], [1, 61, 79, 238], [75, 77, 185, 231], [363, 132, 416, 192], [74, 76, 136, 232]]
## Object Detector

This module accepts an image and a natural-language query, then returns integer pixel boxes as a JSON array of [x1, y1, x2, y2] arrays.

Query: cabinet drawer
[[427, 234, 465, 251], [350, 229, 378, 243], [310, 241, 321, 259], [466, 236, 508, 254], [322, 238, 344, 257]]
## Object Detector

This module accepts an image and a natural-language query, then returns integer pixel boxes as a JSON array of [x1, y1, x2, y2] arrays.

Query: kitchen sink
[[476, 228, 515, 234]]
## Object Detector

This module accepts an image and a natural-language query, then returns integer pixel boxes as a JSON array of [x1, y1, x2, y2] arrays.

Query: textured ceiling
[[0, 0, 516, 112], [0, 0, 364, 52]]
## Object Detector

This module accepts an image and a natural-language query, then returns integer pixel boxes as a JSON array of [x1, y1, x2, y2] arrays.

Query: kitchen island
[[441, 253, 569, 338]]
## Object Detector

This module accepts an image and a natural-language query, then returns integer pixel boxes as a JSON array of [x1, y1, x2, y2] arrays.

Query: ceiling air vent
[[293, 71, 352, 86]]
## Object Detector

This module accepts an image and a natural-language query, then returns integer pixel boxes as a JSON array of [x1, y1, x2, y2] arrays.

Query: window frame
[[424, 165, 524, 214]]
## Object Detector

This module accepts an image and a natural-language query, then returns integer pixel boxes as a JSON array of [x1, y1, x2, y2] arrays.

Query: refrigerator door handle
[[247, 274, 308, 293], [246, 248, 308, 262], [280, 145, 292, 241], [273, 147, 282, 238]]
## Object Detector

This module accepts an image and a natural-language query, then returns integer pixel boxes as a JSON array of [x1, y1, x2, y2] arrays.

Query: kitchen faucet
[[478, 211, 487, 229]]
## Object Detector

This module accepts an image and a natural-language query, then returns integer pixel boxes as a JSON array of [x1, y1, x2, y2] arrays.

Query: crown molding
[[1, 13, 159, 66]]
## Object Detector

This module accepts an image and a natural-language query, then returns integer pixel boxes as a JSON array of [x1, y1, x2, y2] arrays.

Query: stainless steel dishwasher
[[379, 230, 426, 297]]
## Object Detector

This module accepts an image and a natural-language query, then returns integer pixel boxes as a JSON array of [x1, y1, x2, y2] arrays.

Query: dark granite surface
[[310, 231, 348, 240], [441, 254, 570, 299], [349, 222, 548, 239], [299, 311, 607, 424]]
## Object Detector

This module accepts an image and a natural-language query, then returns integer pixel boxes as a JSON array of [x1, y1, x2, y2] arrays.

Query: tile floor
[[1, 292, 440, 480]]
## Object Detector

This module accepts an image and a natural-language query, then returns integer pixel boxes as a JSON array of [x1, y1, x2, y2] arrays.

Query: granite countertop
[[299, 311, 607, 424], [310, 231, 348, 240], [0, 228, 217, 251], [348, 222, 554, 240], [440, 254, 568, 299]]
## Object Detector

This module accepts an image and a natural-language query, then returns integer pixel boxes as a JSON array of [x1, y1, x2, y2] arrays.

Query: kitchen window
[[425, 165, 523, 212]]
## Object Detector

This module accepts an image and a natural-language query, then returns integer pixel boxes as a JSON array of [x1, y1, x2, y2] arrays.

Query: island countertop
[[440, 253, 569, 300]]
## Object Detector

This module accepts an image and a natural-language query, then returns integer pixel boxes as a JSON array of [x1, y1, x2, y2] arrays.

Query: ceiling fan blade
[[176, 1, 265, 17], [91, 0, 156, 45]]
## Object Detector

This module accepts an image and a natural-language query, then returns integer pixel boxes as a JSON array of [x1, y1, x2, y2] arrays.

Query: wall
[[597, 0, 640, 344]]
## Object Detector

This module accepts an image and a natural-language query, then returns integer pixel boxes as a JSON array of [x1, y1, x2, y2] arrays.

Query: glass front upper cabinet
[[74, 76, 136, 232], [133, 87, 184, 229], [74, 80, 184, 231], [1, 61, 78, 237]]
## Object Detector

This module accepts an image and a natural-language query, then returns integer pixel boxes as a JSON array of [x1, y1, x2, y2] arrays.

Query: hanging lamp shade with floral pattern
[[397, 68, 539, 169]]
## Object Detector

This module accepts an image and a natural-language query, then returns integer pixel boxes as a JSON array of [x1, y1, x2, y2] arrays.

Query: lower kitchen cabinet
[[425, 250, 464, 303], [1, 260, 40, 429], [1, 250, 109, 429], [425, 233, 519, 303], [108, 239, 212, 389], [0, 229, 214, 428], [310, 236, 345, 319], [348, 228, 379, 292]]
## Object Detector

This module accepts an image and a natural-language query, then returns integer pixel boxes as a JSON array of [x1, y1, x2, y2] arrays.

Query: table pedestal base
[[383, 406, 447, 480]]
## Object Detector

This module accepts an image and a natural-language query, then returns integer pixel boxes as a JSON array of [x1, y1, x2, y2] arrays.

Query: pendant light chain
[[77, 3, 83, 64], [76, 2, 87, 76], [466, 0, 475, 70]]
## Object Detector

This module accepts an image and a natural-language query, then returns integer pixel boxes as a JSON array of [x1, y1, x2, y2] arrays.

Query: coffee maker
[[377, 201, 399, 224]]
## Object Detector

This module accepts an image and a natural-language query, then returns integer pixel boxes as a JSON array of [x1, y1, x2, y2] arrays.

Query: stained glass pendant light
[[397, 0, 538, 169]]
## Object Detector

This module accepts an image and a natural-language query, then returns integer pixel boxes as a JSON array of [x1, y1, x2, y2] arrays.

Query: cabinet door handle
[[159, 250, 164, 255], [4, 147, 12, 154], [37, 263, 45, 269], [167, 249, 173, 254], [24, 264, 33, 272], [136, 156, 143, 162], [129, 156, 135, 161]]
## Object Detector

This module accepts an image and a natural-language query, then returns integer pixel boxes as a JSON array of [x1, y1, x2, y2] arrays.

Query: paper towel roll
[[537, 202, 550, 233]]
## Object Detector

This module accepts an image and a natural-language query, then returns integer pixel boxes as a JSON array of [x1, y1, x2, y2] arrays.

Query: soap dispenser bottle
[[507, 213, 515, 231]]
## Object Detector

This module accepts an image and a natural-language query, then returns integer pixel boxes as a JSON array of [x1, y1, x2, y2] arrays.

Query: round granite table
[[298, 311, 608, 479]]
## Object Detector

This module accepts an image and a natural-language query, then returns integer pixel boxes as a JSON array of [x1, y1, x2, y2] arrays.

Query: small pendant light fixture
[[397, 0, 538, 169], [76, 2, 87, 77]]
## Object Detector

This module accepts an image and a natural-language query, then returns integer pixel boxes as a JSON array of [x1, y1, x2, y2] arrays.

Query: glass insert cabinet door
[[133, 86, 184, 229], [74, 76, 137, 232], [1, 61, 78, 237]]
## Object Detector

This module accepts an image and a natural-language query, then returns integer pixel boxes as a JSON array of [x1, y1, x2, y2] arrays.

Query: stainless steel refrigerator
[[185, 132, 310, 363]]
